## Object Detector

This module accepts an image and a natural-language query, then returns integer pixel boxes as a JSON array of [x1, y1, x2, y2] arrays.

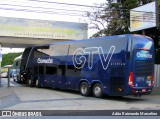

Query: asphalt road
[[1, 78, 160, 110], [0, 78, 160, 118]]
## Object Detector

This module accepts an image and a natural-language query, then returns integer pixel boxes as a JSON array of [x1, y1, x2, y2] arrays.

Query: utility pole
[[8, 67, 10, 87]]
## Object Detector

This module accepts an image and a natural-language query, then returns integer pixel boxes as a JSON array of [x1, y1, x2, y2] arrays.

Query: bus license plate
[[142, 89, 146, 92]]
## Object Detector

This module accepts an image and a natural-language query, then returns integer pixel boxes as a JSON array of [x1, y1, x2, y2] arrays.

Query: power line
[[2, 0, 159, 15], [4, 0, 104, 8], [26, 0, 158, 15], [0, 1, 158, 22], [0, 4, 157, 20], [0, 3, 87, 13], [0, 4, 156, 14], [0, 1, 159, 16], [0, 7, 86, 17], [27, 0, 104, 8], [0, 2, 158, 19], [0, 7, 158, 23]]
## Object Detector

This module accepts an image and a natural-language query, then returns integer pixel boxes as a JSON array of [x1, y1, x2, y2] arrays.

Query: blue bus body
[[20, 46, 33, 83], [21, 34, 154, 97]]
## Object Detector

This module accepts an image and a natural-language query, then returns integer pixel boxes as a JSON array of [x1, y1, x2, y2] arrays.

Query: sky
[[0, 0, 106, 54]]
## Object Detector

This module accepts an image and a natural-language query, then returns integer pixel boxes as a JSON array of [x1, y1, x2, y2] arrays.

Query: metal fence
[[154, 64, 160, 87]]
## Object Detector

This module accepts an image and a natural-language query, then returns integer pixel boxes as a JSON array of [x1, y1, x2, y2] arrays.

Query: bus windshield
[[132, 35, 154, 51], [33, 45, 52, 57]]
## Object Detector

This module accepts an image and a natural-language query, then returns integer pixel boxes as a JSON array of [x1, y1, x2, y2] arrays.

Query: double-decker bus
[[20, 34, 154, 97]]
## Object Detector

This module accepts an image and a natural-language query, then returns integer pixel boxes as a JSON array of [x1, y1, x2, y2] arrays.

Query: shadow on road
[[7, 80, 148, 103]]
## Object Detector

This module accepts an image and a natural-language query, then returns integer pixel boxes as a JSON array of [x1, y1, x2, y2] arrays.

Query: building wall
[[152, 64, 160, 94]]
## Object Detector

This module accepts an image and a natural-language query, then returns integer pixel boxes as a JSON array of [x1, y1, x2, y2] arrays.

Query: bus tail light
[[152, 74, 154, 86], [128, 72, 134, 87]]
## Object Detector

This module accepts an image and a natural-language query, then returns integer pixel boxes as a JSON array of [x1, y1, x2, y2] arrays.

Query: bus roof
[[50, 34, 152, 45], [14, 55, 22, 61], [32, 34, 152, 48]]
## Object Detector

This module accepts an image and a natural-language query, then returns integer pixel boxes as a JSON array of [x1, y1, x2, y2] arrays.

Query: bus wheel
[[35, 79, 41, 88], [17, 75, 20, 83], [28, 79, 33, 87], [13, 77, 15, 81], [80, 82, 91, 96], [92, 83, 103, 98]]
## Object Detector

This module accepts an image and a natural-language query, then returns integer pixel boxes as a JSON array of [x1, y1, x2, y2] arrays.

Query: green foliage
[[158, 0, 160, 5], [87, 0, 139, 36], [155, 49, 160, 64], [88, 0, 160, 64], [1, 52, 22, 67]]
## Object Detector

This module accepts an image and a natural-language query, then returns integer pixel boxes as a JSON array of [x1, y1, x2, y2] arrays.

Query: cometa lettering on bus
[[37, 58, 53, 64]]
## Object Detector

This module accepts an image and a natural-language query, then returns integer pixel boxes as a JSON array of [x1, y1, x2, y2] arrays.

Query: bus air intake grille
[[135, 61, 153, 76]]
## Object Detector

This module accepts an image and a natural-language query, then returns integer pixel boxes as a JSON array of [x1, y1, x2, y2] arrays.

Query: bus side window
[[58, 65, 66, 76], [66, 65, 81, 77], [33, 46, 51, 57], [28, 67, 34, 74], [39, 66, 44, 74], [34, 66, 39, 75], [46, 66, 57, 75], [67, 65, 76, 72], [53, 44, 69, 56]]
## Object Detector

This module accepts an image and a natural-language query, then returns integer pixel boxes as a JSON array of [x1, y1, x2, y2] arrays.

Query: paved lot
[[0, 78, 160, 111]]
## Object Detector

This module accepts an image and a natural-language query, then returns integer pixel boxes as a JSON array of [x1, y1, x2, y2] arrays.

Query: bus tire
[[92, 83, 103, 98], [28, 79, 33, 87], [18, 75, 22, 83], [35, 79, 41, 88], [79, 82, 91, 96], [13, 77, 15, 81], [17, 75, 20, 83]]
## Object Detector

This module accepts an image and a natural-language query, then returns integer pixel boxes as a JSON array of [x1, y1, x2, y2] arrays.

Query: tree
[[87, 0, 139, 36], [87, 0, 160, 63], [2, 52, 22, 67]]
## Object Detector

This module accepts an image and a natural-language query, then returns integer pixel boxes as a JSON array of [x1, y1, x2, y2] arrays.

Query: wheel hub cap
[[94, 86, 101, 96], [81, 85, 87, 94], [36, 80, 38, 86]]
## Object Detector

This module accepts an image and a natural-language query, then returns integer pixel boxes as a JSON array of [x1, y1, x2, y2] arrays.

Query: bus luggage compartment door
[[110, 66, 125, 96]]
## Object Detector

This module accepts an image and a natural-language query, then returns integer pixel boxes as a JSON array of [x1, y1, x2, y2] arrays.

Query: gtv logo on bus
[[73, 46, 115, 70]]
